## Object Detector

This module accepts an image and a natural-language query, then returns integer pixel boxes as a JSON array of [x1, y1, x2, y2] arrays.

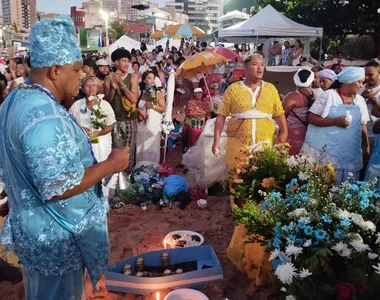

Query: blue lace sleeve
[[22, 117, 85, 201]]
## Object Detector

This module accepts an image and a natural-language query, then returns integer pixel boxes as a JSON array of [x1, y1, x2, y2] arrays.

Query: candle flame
[[156, 292, 160, 300], [163, 239, 167, 249]]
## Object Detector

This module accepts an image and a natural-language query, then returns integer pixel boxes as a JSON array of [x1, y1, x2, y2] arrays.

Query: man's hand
[[107, 147, 130, 172], [111, 76, 119, 90], [212, 141, 221, 156], [275, 132, 287, 144]]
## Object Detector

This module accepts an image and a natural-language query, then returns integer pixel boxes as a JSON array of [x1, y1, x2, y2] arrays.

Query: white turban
[[293, 68, 314, 88]]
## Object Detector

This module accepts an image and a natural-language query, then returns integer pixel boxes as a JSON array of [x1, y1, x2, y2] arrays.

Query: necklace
[[20, 80, 98, 165]]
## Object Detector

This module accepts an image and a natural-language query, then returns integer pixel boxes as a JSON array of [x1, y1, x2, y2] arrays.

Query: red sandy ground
[[0, 71, 293, 299]]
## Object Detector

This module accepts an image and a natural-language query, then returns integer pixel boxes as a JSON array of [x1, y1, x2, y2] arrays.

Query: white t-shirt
[[312, 88, 324, 100], [156, 52, 164, 62], [309, 89, 369, 125]]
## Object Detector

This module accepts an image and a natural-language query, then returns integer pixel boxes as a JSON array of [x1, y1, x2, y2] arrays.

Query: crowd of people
[[0, 13, 380, 299]]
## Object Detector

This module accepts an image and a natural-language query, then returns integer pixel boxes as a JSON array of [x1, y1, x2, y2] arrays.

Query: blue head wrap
[[29, 15, 82, 68], [336, 66, 365, 84]]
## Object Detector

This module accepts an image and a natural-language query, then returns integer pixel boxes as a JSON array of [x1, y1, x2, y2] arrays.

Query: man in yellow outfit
[[212, 53, 288, 286]]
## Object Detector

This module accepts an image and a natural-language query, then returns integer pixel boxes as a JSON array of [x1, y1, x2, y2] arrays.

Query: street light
[[205, 16, 212, 34], [99, 9, 114, 46]]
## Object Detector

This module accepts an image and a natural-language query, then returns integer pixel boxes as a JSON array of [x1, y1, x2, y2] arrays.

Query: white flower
[[269, 249, 280, 261], [350, 213, 365, 227], [286, 156, 298, 168], [92, 105, 99, 110], [299, 268, 312, 278], [285, 296, 297, 300], [97, 94, 105, 100], [88, 95, 97, 101], [275, 262, 297, 285], [288, 208, 308, 218], [373, 263, 380, 275], [258, 190, 267, 197], [347, 172, 354, 178], [362, 221, 376, 233], [332, 242, 348, 253], [331, 186, 340, 193], [280, 287, 287, 292], [368, 253, 378, 260], [298, 171, 309, 181], [285, 245, 303, 258], [303, 240, 312, 247], [350, 241, 370, 253], [376, 233, 380, 244], [338, 210, 350, 219], [347, 233, 363, 243], [340, 249, 352, 258]]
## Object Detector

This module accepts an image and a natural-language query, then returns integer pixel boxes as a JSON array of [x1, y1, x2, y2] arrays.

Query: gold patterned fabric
[[217, 81, 284, 167]]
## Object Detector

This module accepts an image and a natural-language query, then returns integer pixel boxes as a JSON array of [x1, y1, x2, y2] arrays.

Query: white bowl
[[197, 199, 208, 208], [164, 289, 209, 300]]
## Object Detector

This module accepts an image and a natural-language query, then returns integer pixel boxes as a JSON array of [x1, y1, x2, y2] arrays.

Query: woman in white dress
[[136, 70, 166, 164], [69, 76, 116, 163]]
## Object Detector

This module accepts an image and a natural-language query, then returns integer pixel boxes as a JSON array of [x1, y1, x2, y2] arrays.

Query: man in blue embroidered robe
[[0, 15, 130, 299]]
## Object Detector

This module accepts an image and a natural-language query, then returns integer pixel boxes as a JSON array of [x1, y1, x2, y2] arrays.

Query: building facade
[[224, 0, 260, 15], [81, 0, 158, 21], [2, 0, 22, 27], [165, 0, 223, 32], [1, 0, 36, 29], [21, 0, 36, 29]]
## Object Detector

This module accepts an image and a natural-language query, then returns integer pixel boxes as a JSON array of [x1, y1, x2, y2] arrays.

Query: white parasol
[[162, 70, 176, 162]]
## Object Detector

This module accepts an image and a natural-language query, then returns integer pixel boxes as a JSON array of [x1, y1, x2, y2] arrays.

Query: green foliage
[[258, 0, 380, 53], [108, 21, 125, 41]]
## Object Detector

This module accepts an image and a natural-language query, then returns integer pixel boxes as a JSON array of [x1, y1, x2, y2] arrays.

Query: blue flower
[[314, 229, 328, 241], [320, 215, 332, 224], [271, 192, 281, 198], [282, 225, 293, 233], [350, 184, 359, 192], [333, 229, 345, 239], [345, 194, 352, 199], [287, 234, 296, 242], [360, 198, 370, 209], [273, 237, 282, 248], [297, 219, 309, 229], [340, 219, 351, 227], [303, 225, 313, 236], [274, 222, 282, 236], [286, 178, 298, 188]]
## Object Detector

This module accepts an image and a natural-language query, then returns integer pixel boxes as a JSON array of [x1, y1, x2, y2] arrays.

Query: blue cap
[[29, 15, 82, 68]]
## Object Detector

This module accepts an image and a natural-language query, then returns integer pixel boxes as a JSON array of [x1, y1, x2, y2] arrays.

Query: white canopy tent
[[219, 5, 323, 38], [108, 36, 141, 55]]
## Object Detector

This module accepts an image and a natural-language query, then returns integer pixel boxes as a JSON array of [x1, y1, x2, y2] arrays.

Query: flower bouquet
[[229, 142, 329, 205], [88, 94, 107, 143], [234, 163, 380, 299]]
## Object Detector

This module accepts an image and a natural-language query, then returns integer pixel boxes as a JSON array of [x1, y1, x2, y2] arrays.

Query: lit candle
[[156, 292, 160, 300], [163, 238, 167, 249]]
